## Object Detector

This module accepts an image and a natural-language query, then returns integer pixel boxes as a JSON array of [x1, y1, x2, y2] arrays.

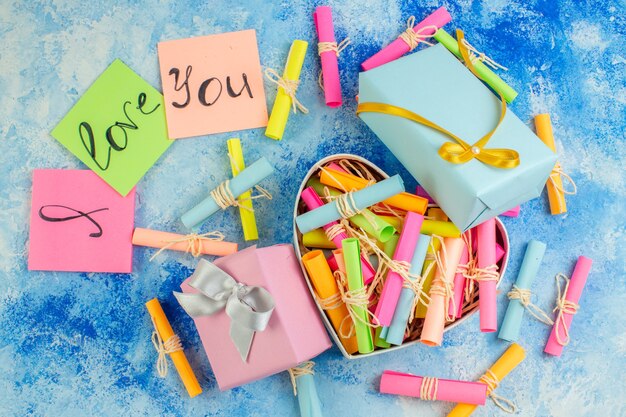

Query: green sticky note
[[51, 59, 172, 196]]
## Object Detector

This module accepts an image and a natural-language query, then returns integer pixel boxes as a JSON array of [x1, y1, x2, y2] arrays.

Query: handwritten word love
[[39, 205, 109, 238]]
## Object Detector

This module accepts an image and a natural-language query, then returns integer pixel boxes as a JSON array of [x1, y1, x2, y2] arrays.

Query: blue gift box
[[358, 44, 556, 231]]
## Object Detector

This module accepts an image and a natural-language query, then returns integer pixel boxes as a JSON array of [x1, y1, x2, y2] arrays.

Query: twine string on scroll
[[459, 38, 508, 71], [318, 38, 351, 91], [428, 235, 456, 322], [479, 369, 517, 413], [150, 231, 226, 261], [549, 163, 578, 195], [264, 68, 309, 114], [210, 180, 272, 212], [288, 361, 315, 396], [336, 159, 377, 182], [227, 152, 274, 206], [338, 285, 381, 338], [420, 377, 439, 401], [150, 316, 183, 378], [553, 273, 579, 346], [507, 286, 554, 325], [397, 17, 437, 51]]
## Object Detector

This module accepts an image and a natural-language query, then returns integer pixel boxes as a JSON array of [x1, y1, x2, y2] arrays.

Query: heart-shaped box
[[293, 154, 509, 359]]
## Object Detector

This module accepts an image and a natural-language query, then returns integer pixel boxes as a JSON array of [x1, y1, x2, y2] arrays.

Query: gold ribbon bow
[[356, 29, 520, 169]]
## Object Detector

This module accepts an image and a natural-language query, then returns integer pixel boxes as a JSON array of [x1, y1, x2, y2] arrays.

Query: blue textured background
[[1, 1, 624, 416]]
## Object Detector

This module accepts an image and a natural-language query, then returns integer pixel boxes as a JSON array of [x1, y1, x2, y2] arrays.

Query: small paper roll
[[227, 138, 258, 241], [302, 229, 337, 249], [421, 237, 465, 346], [265, 40, 308, 140], [181, 157, 274, 229], [498, 240, 547, 342], [375, 212, 425, 327], [447, 343, 526, 417], [434, 29, 518, 103], [535, 114, 567, 215], [449, 240, 469, 320], [500, 205, 520, 217], [361, 7, 452, 71], [421, 220, 461, 237], [342, 238, 374, 354], [132, 228, 238, 257], [314, 6, 343, 107], [544, 256, 592, 356], [294, 371, 323, 417], [415, 236, 443, 318], [145, 298, 202, 398], [427, 207, 448, 222], [477, 218, 498, 333], [386, 233, 430, 345], [320, 164, 427, 214], [296, 175, 405, 235], [302, 251, 359, 354], [380, 371, 487, 404]]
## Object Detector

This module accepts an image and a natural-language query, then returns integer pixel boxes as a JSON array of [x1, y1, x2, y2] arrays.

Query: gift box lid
[[358, 44, 557, 230], [181, 244, 331, 390]]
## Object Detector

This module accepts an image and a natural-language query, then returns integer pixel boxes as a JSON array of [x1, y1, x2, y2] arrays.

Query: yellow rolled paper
[[434, 29, 518, 103], [421, 220, 461, 237], [427, 207, 448, 221], [342, 238, 374, 354], [535, 114, 567, 215], [265, 40, 308, 140], [447, 343, 526, 417], [414, 237, 442, 318], [303, 229, 337, 249], [227, 138, 258, 241]]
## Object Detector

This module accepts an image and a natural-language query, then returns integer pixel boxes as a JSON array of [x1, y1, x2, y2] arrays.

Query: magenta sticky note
[[28, 169, 135, 273], [180, 244, 331, 390]]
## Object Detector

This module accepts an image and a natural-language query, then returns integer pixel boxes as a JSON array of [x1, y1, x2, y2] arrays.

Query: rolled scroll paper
[[296, 175, 405, 234], [227, 138, 258, 241], [265, 40, 308, 140], [386, 233, 430, 345], [342, 238, 374, 354], [181, 157, 274, 229], [314, 6, 344, 107], [477, 218, 498, 332], [303, 229, 336, 249], [421, 237, 465, 346], [361, 7, 452, 71], [415, 236, 442, 318], [145, 298, 202, 398], [535, 114, 575, 215], [447, 343, 526, 417], [374, 326, 391, 348], [434, 29, 517, 103], [421, 220, 461, 237], [415, 185, 435, 204], [428, 207, 448, 222], [498, 240, 547, 342], [449, 238, 469, 320], [301, 186, 375, 284], [500, 206, 520, 217], [383, 233, 400, 258], [306, 178, 397, 242], [302, 250, 359, 354], [380, 371, 487, 405], [320, 164, 427, 214], [375, 212, 425, 327], [133, 228, 238, 258], [545, 256, 592, 356], [289, 362, 323, 417]]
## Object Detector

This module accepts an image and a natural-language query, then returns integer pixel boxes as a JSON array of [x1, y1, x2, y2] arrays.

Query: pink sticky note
[[158, 29, 268, 139], [28, 169, 135, 273], [314, 6, 343, 107]]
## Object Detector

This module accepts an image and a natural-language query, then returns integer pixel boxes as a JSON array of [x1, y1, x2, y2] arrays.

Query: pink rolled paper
[[314, 6, 343, 107], [361, 7, 452, 71], [477, 218, 498, 332], [545, 256, 592, 356], [415, 185, 435, 204], [301, 186, 375, 284], [449, 240, 469, 320], [327, 254, 338, 271], [496, 243, 505, 263], [380, 371, 487, 404], [421, 237, 464, 346], [374, 211, 424, 326], [501, 205, 521, 217]]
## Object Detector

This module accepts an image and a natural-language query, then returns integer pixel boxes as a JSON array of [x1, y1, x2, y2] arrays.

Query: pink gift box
[[180, 244, 331, 390]]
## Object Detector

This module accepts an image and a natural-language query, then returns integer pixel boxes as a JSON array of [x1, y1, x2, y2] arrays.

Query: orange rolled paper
[[319, 165, 427, 214], [132, 228, 238, 257], [302, 251, 359, 354], [535, 114, 567, 215], [145, 298, 202, 398]]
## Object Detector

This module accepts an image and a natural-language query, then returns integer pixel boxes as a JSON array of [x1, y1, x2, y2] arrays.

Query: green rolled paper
[[383, 234, 400, 258], [433, 29, 518, 103], [306, 178, 396, 242], [374, 327, 391, 348], [342, 238, 374, 354]]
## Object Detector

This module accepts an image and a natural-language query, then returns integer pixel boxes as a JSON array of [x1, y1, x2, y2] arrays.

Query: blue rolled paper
[[385, 233, 430, 345], [295, 372, 323, 417], [181, 157, 274, 229], [295, 175, 405, 234], [498, 240, 547, 342]]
